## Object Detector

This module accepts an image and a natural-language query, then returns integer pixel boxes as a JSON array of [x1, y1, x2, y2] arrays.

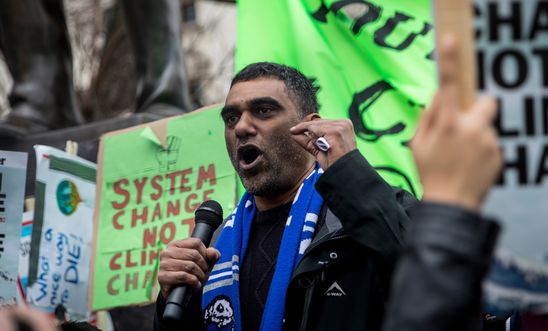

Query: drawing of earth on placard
[[56, 180, 81, 216]]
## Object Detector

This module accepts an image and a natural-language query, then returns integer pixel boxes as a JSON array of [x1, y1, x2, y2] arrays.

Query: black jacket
[[383, 202, 500, 331], [155, 150, 416, 331]]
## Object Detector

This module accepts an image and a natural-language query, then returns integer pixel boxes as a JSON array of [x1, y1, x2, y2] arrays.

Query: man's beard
[[231, 134, 310, 197]]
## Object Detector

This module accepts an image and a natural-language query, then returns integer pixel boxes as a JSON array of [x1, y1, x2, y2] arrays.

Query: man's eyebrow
[[221, 97, 283, 118], [221, 105, 238, 117], [248, 97, 283, 109]]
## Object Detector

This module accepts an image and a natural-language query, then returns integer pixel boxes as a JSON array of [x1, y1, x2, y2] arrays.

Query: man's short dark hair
[[231, 62, 319, 117]]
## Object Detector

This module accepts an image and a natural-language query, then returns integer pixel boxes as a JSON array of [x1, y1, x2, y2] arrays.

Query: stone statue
[[0, 0, 193, 138]]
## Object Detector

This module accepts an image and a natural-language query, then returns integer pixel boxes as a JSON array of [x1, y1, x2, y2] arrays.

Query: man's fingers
[[10, 308, 58, 331], [291, 119, 353, 139], [289, 121, 324, 152], [289, 121, 313, 134], [414, 106, 434, 139], [412, 92, 441, 149], [158, 271, 202, 289], [0, 311, 16, 331], [438, 34, 459, 124], [291, 132, 314, 149], [161, 246, 209, 272], [426, 91, 442, 127], [290, 121, 325, 140], [290, 129, 321, 155], [291, 133, 321, 157], [205, 248, 221, 269], [168, 238, 208, 257], [168, 238, 204, 249], [470, 96, 498, 124], [161, 259, 207, 282]]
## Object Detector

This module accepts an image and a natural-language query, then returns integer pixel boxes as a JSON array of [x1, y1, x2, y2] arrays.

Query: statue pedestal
[[0, 113, 165, 196]]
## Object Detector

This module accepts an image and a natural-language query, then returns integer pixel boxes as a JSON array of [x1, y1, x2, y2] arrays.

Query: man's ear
[[302, 113, 321, 122]]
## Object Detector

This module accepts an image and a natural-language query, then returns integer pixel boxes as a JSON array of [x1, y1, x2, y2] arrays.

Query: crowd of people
[[152, 37, 504, 331], [0, 32, 521, 331]]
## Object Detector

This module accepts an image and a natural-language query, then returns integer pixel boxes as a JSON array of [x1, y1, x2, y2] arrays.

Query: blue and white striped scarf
[[202, 165, 324, 331]]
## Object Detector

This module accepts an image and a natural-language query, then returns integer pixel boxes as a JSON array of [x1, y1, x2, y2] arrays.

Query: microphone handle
[[191, 222, 216, 244], [163, 222, 216, 324]]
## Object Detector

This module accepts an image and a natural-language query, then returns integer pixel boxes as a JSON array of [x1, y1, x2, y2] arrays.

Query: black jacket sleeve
[[315, 149, 417, 264], [153, 290, 204, 331], [382, 202, 500, 331]]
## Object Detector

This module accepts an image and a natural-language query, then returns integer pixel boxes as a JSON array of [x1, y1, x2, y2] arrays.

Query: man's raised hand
[[290, 117, 357, 170]]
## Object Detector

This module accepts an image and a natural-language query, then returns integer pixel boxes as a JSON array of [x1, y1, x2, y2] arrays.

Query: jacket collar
[[309, 206, 344, 246], [211, 205, 344, 252]]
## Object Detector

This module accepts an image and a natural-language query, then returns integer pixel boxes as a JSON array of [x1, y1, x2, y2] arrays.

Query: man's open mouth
[[237, 145, 264, 170]]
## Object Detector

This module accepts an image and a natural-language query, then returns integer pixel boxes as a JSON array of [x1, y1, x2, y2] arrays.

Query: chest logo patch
[[325, 281, 346, 297]]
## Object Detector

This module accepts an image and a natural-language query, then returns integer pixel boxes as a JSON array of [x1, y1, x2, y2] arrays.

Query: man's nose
[[234, 112, 257, 138]]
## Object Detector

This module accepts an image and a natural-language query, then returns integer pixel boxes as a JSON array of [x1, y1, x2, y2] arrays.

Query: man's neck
[[254, 161, 316, 211]]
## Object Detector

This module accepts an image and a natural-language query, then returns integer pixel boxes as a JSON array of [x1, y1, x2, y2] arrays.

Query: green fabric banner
[[236, 0, 437, 196], [91, 106, 237, 310]]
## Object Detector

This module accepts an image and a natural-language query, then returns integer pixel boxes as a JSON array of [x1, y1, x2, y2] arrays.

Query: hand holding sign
[[411, 36, 502, 211]]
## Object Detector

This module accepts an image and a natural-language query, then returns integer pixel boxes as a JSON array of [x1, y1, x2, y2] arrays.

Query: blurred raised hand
[[411, 36, 502, 211]]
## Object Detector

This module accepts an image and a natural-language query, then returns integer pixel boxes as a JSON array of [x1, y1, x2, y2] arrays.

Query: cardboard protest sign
[[473, 0, 548, 313], [0, 150, 27, 306], [27, 146, 96, 319], [17, 211, 33, 305], [237, 0, 437, 197], [90, 105, 237, 311]]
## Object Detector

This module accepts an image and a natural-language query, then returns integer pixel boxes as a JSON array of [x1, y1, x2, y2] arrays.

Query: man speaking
[[154, 62, 415, 331]]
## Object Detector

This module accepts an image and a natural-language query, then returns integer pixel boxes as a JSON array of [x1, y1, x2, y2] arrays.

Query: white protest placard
[[26, 146, 96, 319], [475, 0, 548, 313], [0, 150, 27, 307], [17, 211, 33, 305]]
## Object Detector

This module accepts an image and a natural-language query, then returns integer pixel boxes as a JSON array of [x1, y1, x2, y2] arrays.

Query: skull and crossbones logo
[[204, 295, 234, 330]]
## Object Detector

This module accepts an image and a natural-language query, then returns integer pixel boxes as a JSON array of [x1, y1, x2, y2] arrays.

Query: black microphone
[[163, 200, 223, 323]]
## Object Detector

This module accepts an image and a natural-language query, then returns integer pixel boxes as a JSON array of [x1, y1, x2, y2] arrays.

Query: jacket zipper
[[296, 233, 347, 331], [298, 273, 319, 331], [298, 264, 332, 331]]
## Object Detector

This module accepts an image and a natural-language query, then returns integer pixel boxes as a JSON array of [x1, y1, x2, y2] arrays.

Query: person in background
[[0, 307, 101, 331], [382, 36, 502, 331]]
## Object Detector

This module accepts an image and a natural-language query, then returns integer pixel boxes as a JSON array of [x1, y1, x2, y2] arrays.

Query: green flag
[[236, 0, 437, 196]]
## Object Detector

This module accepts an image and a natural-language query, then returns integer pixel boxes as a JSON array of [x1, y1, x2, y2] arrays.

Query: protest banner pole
[[433, 0, 477, 109], [25, 198, 35, 212], [65, 140, 78, 156], [88, 138, 104, 312]]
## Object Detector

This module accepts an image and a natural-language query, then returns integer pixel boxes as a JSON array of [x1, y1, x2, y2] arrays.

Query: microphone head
[[195, 200, 223, 228]]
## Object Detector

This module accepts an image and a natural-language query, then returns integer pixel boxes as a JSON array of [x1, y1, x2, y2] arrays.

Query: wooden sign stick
[[433, 0, 477, 109], [65, 140, 79, 156]]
